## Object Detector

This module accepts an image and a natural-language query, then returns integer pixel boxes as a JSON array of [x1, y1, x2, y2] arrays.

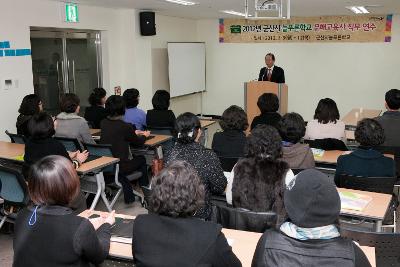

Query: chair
[[54, 136, 82, 152], [337, 174, 396, 194], [141, 185, 152, 209], [340, 227, 400, 266], [83, 143, 144, 208], [306, 138, 348, 151], [218, 156, 240, 172], [0, 166, 29, 230], [5, 130, 26, 144], [211, 204, 277, 233]]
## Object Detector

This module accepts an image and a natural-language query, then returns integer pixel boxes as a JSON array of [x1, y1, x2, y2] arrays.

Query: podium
[[244, 81, 288, 126]]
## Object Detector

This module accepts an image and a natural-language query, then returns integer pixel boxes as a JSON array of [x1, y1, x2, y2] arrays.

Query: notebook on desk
[[145, 135, 155, 141], [86, 155, 102, 163], [111, 217, 134, 239]]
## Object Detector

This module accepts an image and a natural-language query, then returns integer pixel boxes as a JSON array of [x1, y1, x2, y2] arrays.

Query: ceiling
[[51, 0, 400, 19]]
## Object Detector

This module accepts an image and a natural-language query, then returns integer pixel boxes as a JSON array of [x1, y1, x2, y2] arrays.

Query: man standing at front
[[258, 53, 285, 83]]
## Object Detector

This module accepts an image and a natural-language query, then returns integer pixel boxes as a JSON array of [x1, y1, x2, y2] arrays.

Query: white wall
[[197, 16, 400, 121]]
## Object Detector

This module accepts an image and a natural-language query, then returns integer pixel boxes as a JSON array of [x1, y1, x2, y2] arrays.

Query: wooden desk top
[[0, 141, 24, 159], [314, 150, 394, 164], [342, 108, 381, 127], [200, 119, 217, 128], [0, 141, 119, 175], [80, 210, 375, 267], [89, 129, 172, 147], [338, 188, 392, 220], [145, 135, 173, 147]]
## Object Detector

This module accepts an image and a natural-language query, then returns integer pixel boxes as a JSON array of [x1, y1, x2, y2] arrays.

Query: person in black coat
[[252, 169, 371, 267], [258, 53, 285, 83], [100, 95, 150, 204], [133, 160, 241, 267], [23, 112, 89, 212], [212, 105, 248, 158], [251, 93, 282, 130], [16, 94, 43, 137], [146, 90, 176, 129], [13, 155, 115, 267], [84, 88, 108, 129], [335, 118, 395, 185]]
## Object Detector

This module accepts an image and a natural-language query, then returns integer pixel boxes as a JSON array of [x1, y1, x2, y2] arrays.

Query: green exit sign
[[65, 3, 79, 23]]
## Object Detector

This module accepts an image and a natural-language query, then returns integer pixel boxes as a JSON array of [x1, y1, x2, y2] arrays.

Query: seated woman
[[84, 87, 108, 129], [230, 125, 292, 224], [133, 161, 241, 267], [24, 112, 89, 211], [250, 93, 282, 130], [304, 98, 346, 141], [165, 112, 227, 220], [335, 118, 395, 184], [146, 90, 176, 129], [123, 88, 147, 130], [212, 105, 248, 158], [14, 155, 114, 267], [278, 112, 315, 169], [16, 94, 43, 137], [252, 169, 371, 267], [100, 95, 150, 204], [55, 93, 95, 145]]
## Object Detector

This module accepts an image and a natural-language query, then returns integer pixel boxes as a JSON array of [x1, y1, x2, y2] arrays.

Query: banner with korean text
[[219, 15, 392, 43]]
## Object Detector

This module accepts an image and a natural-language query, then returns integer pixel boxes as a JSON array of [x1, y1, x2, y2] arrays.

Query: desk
[[0, 141, 119, 211], [338, 188, 392, 232], [314, 150, 394, 165], [81, 210, 375, 267], [200, 119, 217, 128], [90, 129, 172, 147], [342, 108, 381, 128]]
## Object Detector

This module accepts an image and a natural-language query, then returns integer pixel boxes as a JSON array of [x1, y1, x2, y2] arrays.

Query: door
[[30, 28, 102, 115]]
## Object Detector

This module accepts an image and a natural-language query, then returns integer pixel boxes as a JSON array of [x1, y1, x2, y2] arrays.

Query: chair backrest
[[338, 174, 396, 194], [212, 204, 277, 233], [54, 137, 82, 152], [341, 227, 400, 266], [218, 156, 240, 172], [0, 166, 29, 206], [5, 130, 26, 144], [83, 143, 115, 173], [146, 127, 174, 136], [374, 145, 400, 177], [306, 138, 348, 151]]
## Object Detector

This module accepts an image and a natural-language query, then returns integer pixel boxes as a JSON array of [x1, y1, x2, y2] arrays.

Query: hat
[[284, 169, 340, 228]]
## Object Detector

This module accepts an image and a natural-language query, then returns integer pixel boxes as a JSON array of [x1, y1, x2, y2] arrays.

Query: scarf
[[280, 221, 340, 241]]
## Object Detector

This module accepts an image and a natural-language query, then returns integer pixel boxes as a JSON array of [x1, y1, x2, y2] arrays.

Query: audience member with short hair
[[335, 118, 395, 184], [123, 88, 147, 130], [146, 90, 176, 129], [100, 95, 150, 204], [212, 105, 248, 158], [229, 125, 293, 224], [304, 98, 346, 141], [165, 112, 227, 220], [252, 169, 371, 267], [250, 93, 282, 130], [16, 94, 43, 137], [278, 112, 315, 169], [55, 93, 95, 144], [24, 112, 88, 211], [13, 155, 114, 267], [132, 161, 241, 267], [84, 87, 108, 129], [375, 89, 400, 147]]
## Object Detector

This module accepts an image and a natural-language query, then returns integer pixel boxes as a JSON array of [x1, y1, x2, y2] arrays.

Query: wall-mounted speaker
[[140, 12, 156, 36]]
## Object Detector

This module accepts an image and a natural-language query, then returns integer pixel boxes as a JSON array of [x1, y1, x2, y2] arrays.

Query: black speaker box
[[140, 12, 156, 36]]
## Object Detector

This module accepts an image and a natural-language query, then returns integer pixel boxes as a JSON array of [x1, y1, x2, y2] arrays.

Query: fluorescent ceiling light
[[165, 0, 197, 5], [221, 10, 253, 17], [346, 6, 370, 14]]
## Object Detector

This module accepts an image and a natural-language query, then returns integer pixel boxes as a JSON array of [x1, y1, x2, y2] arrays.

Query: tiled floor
[[0, 195, 147, 267]]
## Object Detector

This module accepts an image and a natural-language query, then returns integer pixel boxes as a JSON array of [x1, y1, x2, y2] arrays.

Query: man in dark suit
[[258, 53, 285, 83]]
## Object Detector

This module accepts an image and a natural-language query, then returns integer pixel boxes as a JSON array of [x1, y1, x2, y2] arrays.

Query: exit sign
[[65, 3, 79, 23]]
